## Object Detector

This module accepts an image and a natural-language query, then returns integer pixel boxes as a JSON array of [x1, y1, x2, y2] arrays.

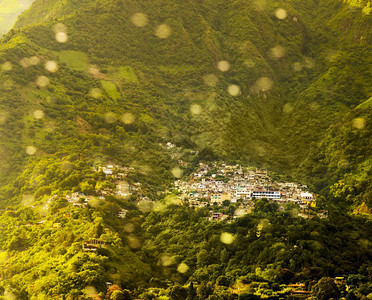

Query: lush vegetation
[[0, 198, 371, 299], [0, 0, 370, 298]]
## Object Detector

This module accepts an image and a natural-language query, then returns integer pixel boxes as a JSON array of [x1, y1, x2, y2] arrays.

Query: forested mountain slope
[[0, 0, 370, 298], [1, 0, 370, 206]]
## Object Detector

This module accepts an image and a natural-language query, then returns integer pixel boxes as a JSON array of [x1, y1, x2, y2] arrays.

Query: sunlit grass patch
[[100, 80, 121, 99], [54, 50, 88, 72], [119, 66, 139, 83]]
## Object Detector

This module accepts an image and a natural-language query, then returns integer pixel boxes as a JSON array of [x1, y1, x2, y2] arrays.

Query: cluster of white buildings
[[174, 162, 317, 208]]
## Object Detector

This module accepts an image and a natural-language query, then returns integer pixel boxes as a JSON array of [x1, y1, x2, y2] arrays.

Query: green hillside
[[0, 0, 371, 298]]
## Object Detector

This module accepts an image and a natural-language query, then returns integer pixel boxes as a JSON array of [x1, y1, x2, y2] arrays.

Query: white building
[[300, 192, 314, 200], [252, 191, 281, 199]]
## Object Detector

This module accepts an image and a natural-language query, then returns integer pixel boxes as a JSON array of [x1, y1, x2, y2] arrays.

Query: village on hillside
[[36, 162, 328, 243], [174, 162, 328, 220]]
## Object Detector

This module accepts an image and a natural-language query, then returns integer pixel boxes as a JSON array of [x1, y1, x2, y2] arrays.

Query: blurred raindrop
[[104, 112, 117, 123], [254, 0, 267, 11], [253, 77, 273, 92], [283, 103, 293, 113], [121, 113, 136, 124], [228, 84, 241, 96], [123, 223, 135, 233], [234, 208, 246, 218], [190, 104, 202, 115], [84, 286, 98, 297], [26, 146, 37, 155], [45, 61, 58, 73], [155, 24, 171, 39], [309, 102, 320, 110], [53, 23, 67, 33], [20, 58, 31, 68], [220, 232, 235, 244], [22, 194, 35, 206], [244, 59, 255, 68], [131, 13, 149, 27], [304, 57, 315, 69], [275, 8, 287, 19], [137, 199, 154, 212], [293, 62, 303, 72], [159, 255, 174, 267], [29, 56, 40, 65], [353, 118, 365, 129], [36, 76, 50, 87], [33, 110, 45, 119], [55, 32, 68, 43], [217, 60, 231, 72], [203, 74, 218, 87], [127, 235, 141, 249], [270, 46, 285, 59], [171, 167, 183, 178], [177, 262, 189, 273], [2, 62, 12, 71]]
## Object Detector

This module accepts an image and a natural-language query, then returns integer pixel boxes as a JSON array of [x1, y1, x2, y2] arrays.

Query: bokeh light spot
[[254, 77, 273, 92], [228, 84, 241, 96], [244, 59, 256, 68], [217, 60, 231, 72], [84, 286, 98, 297], [171, 167, 184, 178], [53, 23, 67, 33], [275, 8, 287, 19], [55, 32, 68, 43], [104, 112, 117, 123], [293, 62, 303, 72], [121, 113, 136, 124], [254, 0, 267, 11], [177, 262, 189, 273], [2, 62, 12, 71], [137, 199, 154, 212], [270, 46, 285, 59], [22, 194, 35, 207], [304, 57, 315, 69], [29, 56, 40, 65], [353, 118, 365, 129], [159, 255, 174, 267], [20, 58, 31, 68], [190, 104, 202, 115], [127, 235, 141, 249], [33, 110, 45, 119], [283, 103, 293, 113], [123, 223, 135, 233], [36, 76, 50, 87], [220, 232, 235, 244], [155, 24, 171, 39], [234, 208, 247, 218], [131, 13, 149, 27], [203, 74, 218, 87], [45, 61, 58, 73], [26, 146, 37, 155]]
